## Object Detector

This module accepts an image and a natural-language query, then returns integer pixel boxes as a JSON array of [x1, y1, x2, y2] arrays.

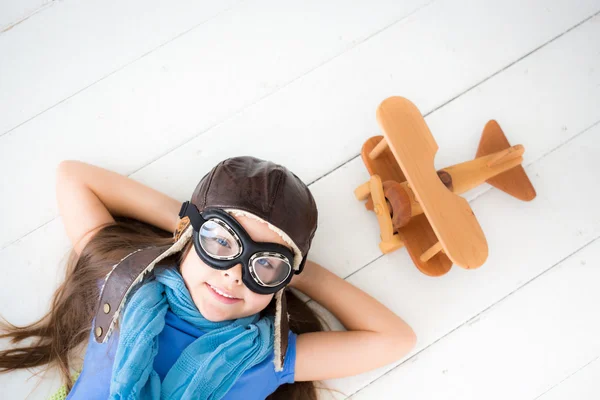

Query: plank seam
[[0, 0, 56, 34], [328, 115, 600, 282], [533, 355, 600, 400], [0, 0, 434, 139], [0, 0, 247, 137], [3, 15, 599, 255], [308, 12, 600, 189], [123, 0, 437, 178], [424, 9, 600, 118], [348, 235, 600, 399], [4, 4, 597, 250]]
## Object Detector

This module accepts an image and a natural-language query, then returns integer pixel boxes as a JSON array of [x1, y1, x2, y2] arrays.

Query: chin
[[197, 299, 237, 322], [202, 313, 228, 322]]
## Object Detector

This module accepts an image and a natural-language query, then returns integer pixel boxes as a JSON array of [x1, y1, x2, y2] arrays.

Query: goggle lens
[[251, 254, 292, 286], [199, 219, 241, 259]]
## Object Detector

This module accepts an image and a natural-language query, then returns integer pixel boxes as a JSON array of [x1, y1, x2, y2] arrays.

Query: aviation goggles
[[179, 201, 296, 295]]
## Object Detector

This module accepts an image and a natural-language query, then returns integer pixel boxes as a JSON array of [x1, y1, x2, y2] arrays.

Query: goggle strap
[[179, 201, 204, 231], [296, 256, 307, 274]]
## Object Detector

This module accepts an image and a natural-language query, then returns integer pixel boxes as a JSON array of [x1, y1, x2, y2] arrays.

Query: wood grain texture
[[348, 120, 600, 400], [377, 97, 488, 269], [363, 181, 420, 226], [361, 136, 406, 183], [2, 1, 600, 399], [368, 175, 405, 254], [420, 241, 443, 262], [398, 214, 453, 277], [382, 181, 413, 229], [476, 120, 537, 201], [0, 0, 430, 250], [1, 0, 596, 251], [368, 137, 389, 160], [441, 150, 526, 195]]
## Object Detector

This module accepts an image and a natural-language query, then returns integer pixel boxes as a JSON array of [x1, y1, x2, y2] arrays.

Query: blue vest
[[67, 310, 297, 399]]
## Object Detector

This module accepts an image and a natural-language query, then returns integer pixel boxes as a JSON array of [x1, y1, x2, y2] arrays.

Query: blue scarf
[[109, 267, 275, 400]]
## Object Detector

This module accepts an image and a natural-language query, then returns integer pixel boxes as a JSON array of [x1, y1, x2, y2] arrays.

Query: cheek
[[179, 248, 275, 316], [179, 250, 213, 291], [244, 292, 274, 313]]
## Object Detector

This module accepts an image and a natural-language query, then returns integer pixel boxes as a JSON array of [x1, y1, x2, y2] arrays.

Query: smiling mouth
[[206, 283, 242, 303]]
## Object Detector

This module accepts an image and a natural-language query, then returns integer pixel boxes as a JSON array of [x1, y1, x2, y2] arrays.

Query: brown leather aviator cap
[[191, 156, 318, 268], [93, 156, 318, 372]]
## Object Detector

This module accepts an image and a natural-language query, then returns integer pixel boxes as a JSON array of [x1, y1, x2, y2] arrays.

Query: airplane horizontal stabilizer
[[476, 120, 536, 201]]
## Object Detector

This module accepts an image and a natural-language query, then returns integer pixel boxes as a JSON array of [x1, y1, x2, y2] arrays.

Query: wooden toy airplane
[[354, 97, 536, 277]]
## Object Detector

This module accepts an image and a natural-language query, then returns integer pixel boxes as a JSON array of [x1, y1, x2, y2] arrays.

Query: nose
[[222, 263, 243, 285]]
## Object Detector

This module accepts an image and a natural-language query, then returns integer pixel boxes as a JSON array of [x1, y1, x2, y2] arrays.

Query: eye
[[211, 236, 231, 249], [256, 258, 274, 269]]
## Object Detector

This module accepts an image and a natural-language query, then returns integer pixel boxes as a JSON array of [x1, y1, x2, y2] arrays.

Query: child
[[0, 156, 416, 399]]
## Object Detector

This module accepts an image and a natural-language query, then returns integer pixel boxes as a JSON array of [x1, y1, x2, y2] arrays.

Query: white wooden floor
[[1, 0, 599, 399]]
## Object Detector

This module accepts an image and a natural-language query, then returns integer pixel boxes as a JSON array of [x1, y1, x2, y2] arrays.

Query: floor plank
[[0, 0, 48, 32], [536, 357, 600, 400], [3, 2, 598, 314], [309, 8, 600, 280], [0, 0, 431, 249], [0, 0, 239, 133], [1, 0, 598, 250], [350, 231, 600, 399], [1, 1, 599, 399], [341, 118, 600, 397]]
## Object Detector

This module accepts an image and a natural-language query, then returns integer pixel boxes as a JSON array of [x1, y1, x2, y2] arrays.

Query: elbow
[[377, 326, 417, 366], [56, 160, 77, 183], [56, 159, 81, 175], [391, 323, 417, 360], [56, 160, 88, 186], [56, 160, 72, 190], [56, 160, 86, 204], [404, 325, 417, 352]]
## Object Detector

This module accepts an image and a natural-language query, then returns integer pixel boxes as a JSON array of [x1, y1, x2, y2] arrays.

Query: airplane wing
[[397, 214, 452, 276], [377, 97, 488, 269]]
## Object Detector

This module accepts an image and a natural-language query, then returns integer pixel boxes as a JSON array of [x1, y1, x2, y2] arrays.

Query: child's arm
[[56, 160, 181, 254], [291, 260, 417, 382]]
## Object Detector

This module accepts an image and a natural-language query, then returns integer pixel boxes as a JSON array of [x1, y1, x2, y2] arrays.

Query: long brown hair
[[0, 217, 325, 399]]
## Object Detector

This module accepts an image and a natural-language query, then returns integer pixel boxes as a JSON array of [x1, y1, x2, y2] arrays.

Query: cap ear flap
[[273, 289, 289, 372]]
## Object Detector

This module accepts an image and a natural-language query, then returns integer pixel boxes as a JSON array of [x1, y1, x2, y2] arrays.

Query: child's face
[[179, 213, 288, 322]]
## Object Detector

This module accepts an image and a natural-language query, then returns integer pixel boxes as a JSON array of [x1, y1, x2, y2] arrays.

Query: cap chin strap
[[273, 288, 289, 372]]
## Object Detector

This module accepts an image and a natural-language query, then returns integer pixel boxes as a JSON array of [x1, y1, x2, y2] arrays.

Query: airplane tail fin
[[476, 120, 536, 201]]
